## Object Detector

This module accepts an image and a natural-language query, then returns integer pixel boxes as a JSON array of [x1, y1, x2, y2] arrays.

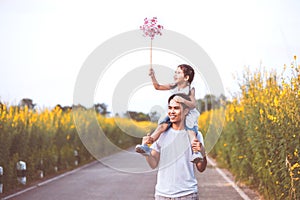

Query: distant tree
[[19, 98, 36, 109], [54, 104, 72, 112], [72, 104, 87, 110], [218, 94, 227, 107], [218, 94, 227, 102], [149, 111, 161, 122], [126, 111, 150, 121], [197, 93, 228, 112], [201, 94, 217, 111], [94, 103, 110, 116]]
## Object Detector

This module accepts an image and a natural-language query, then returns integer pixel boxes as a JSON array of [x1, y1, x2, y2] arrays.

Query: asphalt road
[[3, 149, 260, 200]]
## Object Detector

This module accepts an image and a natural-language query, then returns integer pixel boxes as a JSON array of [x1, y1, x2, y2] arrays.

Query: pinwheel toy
[[140, 17, 164, 69]]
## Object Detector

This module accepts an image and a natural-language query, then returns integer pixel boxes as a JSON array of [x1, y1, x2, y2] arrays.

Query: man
[[141, 93, 207, 199]]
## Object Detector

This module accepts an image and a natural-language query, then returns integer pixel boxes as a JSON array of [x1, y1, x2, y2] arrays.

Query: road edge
[[1, 161, 99, 200]]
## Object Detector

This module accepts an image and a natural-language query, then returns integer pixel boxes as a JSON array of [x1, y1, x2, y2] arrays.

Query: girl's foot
[[191, 151, 203, 163], [135, 144, 151, 156]]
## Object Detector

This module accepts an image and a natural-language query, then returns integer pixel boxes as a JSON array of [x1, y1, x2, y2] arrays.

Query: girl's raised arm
[[149, 68, 175, 90], [173, 87, 197, 109], [188, 87, 197, 108]]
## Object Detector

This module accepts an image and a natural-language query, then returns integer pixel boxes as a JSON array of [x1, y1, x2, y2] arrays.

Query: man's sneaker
[[135, 144, 151, 156], [191, 152, 203, 163]]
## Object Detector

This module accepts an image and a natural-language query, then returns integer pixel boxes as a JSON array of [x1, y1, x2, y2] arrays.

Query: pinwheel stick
[[150, 39, 152, 69]]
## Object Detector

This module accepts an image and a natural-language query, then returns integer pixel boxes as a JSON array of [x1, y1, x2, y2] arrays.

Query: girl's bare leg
[[187, 129, 203, 163], [187, 129, 197, 147], [144, 123, 169, 144], [136, 123, 169, 155]]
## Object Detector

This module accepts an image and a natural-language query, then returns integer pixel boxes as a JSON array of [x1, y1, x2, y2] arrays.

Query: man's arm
[[145, 149, 160, 169], [141, 135, 160, 169], [192, 138, 207, 172]]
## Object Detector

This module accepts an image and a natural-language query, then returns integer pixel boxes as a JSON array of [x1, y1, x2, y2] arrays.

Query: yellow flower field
[[0, 105, 155, 194], [199, 58, 300, 200]]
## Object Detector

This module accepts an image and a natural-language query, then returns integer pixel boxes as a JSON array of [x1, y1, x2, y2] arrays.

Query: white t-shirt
[[151, 128, 204, 198]]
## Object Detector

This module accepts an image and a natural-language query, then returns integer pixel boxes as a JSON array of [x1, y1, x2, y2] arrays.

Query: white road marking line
[[207, 156, 251, 200]]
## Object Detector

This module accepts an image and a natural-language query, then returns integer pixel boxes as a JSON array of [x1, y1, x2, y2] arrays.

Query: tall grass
[[200, 59, 300, 199], [0, 105, 155, 195]]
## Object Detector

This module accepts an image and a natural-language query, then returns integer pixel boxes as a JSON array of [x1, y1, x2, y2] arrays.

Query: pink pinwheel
[[140, 17, 164, 40], [140, 17, 164, 69]]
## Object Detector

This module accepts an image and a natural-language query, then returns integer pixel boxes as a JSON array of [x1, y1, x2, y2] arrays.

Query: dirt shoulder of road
[[207, 156, 263, 200]]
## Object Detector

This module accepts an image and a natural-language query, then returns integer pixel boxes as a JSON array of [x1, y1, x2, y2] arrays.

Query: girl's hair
[[178, 64, 195, 84]]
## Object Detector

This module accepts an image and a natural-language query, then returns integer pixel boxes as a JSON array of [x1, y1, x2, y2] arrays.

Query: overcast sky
[[0, 0, 299, 114]]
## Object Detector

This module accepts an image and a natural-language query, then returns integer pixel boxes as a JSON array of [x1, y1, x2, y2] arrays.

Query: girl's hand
[[149, 68, 155, 77], [173, 95, 185, 103]]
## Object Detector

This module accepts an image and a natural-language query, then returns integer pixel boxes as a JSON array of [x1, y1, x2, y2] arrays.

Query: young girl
[[135, 64, 203, 163]]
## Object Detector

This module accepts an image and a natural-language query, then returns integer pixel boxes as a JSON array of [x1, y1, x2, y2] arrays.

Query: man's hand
[[192, 138, 207, 172], [192, 138, 206, 157], [142, 133, 154, 145]]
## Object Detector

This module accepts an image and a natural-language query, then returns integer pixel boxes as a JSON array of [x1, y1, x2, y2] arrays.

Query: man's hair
[[168, 93, 191, 110]]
